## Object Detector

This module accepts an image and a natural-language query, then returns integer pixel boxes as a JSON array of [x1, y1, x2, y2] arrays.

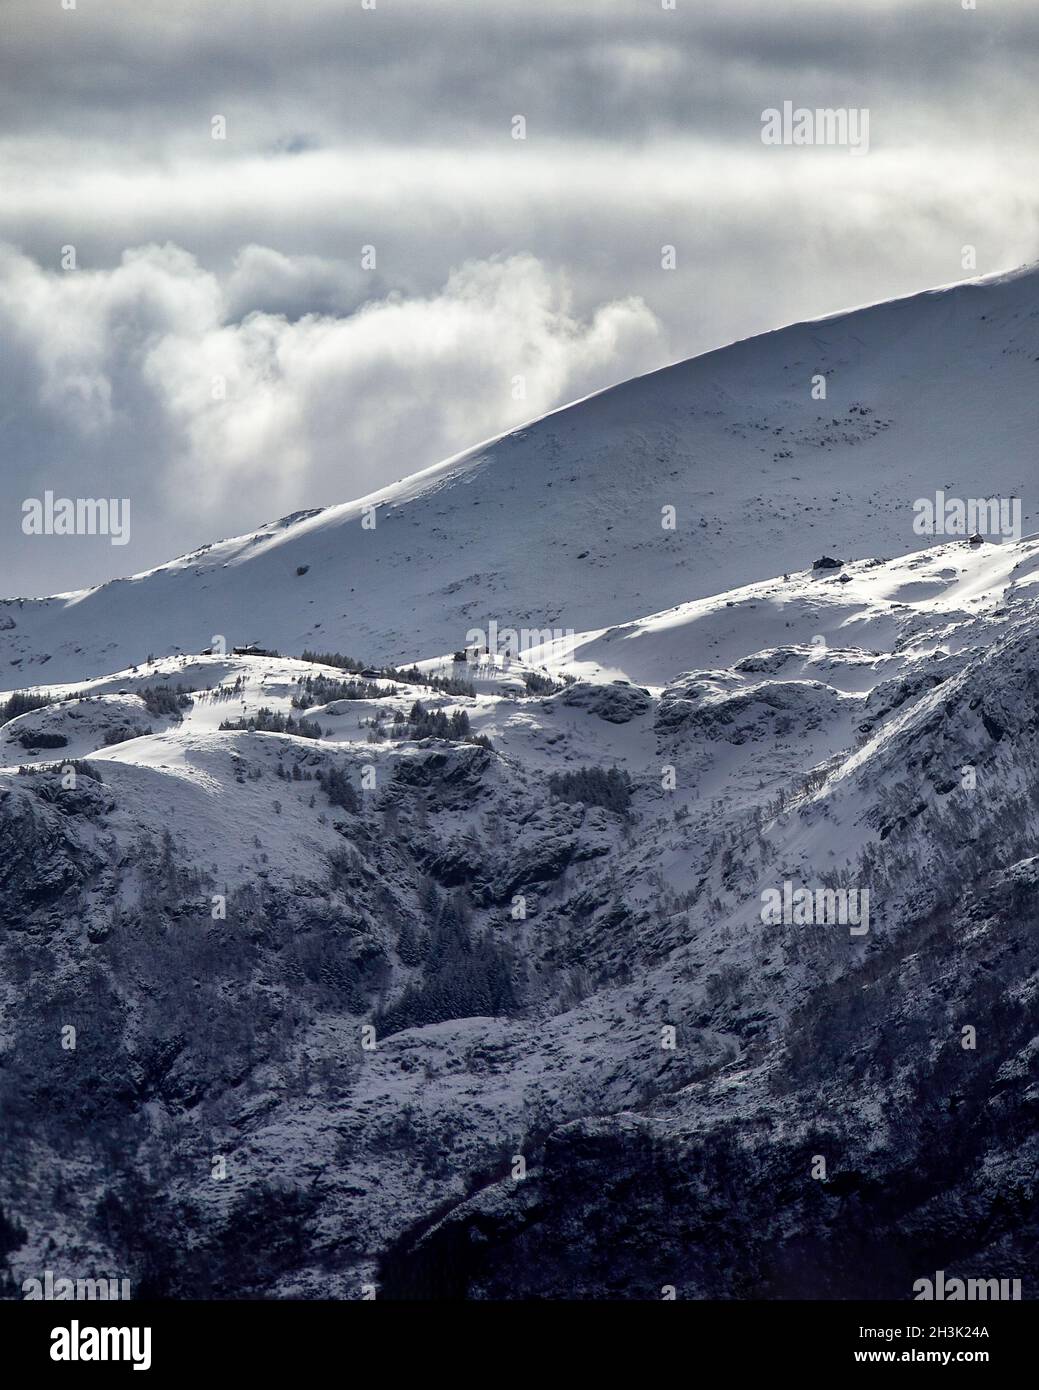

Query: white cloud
[[0, 243, 665, 591]]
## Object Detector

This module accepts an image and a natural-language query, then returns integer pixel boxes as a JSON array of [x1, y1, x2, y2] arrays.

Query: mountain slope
[[3, 532, 1039, 1298], [4, 268, 1039, 1302], [3, 264, 1038, 685]]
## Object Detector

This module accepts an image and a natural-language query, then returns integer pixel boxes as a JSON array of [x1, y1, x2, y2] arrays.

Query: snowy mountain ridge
[[4, 261, 1039, 684]]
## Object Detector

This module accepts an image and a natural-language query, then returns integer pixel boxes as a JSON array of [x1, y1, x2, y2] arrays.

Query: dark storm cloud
[[2, 0, 1036, 147]]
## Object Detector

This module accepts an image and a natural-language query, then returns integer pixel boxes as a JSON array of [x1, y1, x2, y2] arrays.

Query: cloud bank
[[0, 0, 1037, 593], [0, 243, 664, 594]]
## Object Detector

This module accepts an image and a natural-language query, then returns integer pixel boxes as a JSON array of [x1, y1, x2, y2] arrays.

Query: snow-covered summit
[[4, 264, 1038, 683]]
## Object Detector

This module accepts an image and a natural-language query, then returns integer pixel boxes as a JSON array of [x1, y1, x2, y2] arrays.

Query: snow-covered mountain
[[2, 269, 1039, 1301], [4, 264, 1038, 685]]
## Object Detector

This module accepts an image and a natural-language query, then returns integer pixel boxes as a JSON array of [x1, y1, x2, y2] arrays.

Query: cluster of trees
[[103, 725, 150, 746], [139, 684, 195, 719], [548, 764, 633, 814], [300, 649, 367, 673], [1, 690, 54, 723], [211, 677, 246, 701], [299, 649, 475, 697], [292, 674, 391, 708], [523, 671, 571, 695], [275, 761, 315, 782], [219, 707, 323, 739], [316, 763, 360, 811], [388, 666, 475, 698], [17, 731, 67, 749], [393, 700, 492, 748], [17, 758, 102, 782], [377, 893, 519, 1037]]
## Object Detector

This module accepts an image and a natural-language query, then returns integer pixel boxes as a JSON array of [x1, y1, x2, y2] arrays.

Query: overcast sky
[[1, 0, 1037, 596]]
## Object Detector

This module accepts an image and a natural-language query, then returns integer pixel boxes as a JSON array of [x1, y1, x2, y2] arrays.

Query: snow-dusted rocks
[[559, 679, 651, 723], [3, 527, 1039, 1297]]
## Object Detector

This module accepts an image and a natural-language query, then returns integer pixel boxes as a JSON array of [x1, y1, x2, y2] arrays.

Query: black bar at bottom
[[0, 1298, 1030, 1377]]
